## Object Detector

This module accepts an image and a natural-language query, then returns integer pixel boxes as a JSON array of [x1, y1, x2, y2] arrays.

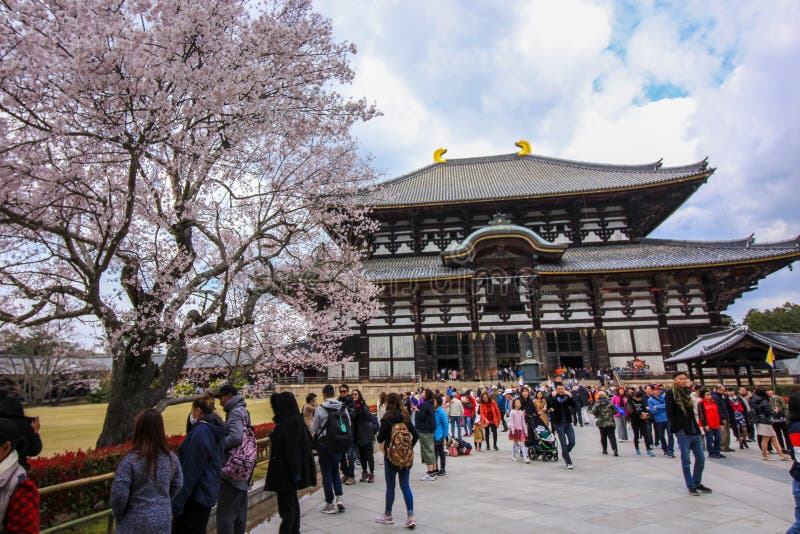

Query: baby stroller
[[526, 424, 559, 462]]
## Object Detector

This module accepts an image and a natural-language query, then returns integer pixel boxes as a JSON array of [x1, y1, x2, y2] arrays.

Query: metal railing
[[39, 437, 271, 533]]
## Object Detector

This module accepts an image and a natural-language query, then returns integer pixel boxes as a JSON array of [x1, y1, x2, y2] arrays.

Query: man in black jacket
[[338, 384, 357, 485], [547, 384, 577, 469], [666, 372, 710, 496]]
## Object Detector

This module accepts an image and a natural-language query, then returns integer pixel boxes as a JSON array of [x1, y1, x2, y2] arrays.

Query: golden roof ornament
[[515, 139, 531, 156], [433, 147, 447, 163]]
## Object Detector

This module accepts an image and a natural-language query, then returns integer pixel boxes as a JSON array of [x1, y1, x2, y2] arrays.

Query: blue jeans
[[705, 427, 722, 456], [318, 445, 343, 504], [676, 431, 705, 490], [339, 444, 356, 478], [384, 461, 413, 516], [464, 416, 474, 435], [788, 478, 800, 534], [654, 421, 674, 455], [553, 422, 575, 464], [449, 416, 463, 438]]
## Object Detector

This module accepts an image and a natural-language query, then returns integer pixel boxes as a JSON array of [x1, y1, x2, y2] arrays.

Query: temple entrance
[[437, 358, 460, 375], [559, 356, 584, 369]]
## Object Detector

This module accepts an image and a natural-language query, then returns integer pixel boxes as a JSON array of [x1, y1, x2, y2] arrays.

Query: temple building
[[337, 142, 800, 380]]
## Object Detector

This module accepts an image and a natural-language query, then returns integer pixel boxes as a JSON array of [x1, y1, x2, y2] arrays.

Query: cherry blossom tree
[[0, 0, 379, 446]]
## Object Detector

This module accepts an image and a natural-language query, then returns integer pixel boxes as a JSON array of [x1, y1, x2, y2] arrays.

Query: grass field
[[27, 399, 275, 456]]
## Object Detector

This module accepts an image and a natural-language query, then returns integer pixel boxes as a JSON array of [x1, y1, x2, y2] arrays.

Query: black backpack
[[321, 405, 352, 453]]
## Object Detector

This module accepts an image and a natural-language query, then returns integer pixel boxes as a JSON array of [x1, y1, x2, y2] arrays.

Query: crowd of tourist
[[2, 376, 800, 533]]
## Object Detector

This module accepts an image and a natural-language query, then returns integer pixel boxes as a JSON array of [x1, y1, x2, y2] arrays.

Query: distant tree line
[[744, 302, 800, 332]]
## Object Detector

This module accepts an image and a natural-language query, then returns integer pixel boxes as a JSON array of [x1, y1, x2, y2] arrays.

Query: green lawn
[[28, 400, 274, 456]]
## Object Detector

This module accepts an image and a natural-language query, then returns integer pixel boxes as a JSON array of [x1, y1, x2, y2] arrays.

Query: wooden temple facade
[[338, 144, 800, 380]]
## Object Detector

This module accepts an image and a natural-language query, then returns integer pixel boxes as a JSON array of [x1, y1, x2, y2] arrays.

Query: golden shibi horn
[[515, 139, 531, 156], [433, 147, 447, 163]]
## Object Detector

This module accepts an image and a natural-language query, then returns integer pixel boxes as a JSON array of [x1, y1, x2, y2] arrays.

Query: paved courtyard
[[252, 423, 796, 533]]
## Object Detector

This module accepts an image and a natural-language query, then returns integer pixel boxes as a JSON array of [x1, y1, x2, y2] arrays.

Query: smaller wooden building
[[664, 326, 800, 385]]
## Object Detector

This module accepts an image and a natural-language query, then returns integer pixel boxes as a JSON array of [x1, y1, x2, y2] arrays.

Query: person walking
[[111, 409, 183, 533], [447, 393, 464, 439], [472, 412, 485, 452], [311, 384, 351, 514], [336, 385, 358, 486], [508, 398, 529, 463], [462, 390, 475, 437], [770, 389, 793, 459], [648, 386, 675, 458], [591, 392, 618, 456], [172, 396, 226, 534], [665, 372, 710, 496], [375, 393, 418, 529], [533, 390, 549, 428], [728, 389, 750, 449], [547, 384, 577, 469], [265, 392, 316, 534], [612, 387, 629, 442], [433, 395, 449, 476], [351, 389, 376, 483], [215, 384, 255, 534], [628, 390, 655, 457], [784, 390, 800, 534], [302, 393, 318, 434], [0, 418, 39, 533], [415, 389, 438, 481], [751, 388, 792, 462], [479, 392, 501, 451]]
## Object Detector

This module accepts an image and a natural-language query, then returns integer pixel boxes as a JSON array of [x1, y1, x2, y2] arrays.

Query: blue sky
[[316, 0, 800, 322]]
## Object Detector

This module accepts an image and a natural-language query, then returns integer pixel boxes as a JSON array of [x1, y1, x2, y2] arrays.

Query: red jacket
[[699, 398, 721, 430], [4, 478, 39, 533], [480, 399, 501, 426]]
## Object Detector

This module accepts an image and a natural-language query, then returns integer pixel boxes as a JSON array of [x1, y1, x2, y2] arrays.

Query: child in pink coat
[[508, 398, 529, 463]]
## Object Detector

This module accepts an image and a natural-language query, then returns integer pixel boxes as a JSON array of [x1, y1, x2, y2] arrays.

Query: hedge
[[29, 422, 275, 529]]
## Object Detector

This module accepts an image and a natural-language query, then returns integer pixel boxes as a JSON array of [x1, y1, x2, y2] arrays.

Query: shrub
[[172, 380, 196, 397], [29, 422, 275, 528]]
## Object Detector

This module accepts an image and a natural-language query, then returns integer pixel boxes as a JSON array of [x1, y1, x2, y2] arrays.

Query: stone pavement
[[251, 423, 796, 534]]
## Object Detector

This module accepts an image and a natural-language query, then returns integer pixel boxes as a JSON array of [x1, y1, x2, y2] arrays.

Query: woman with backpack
[[265, 392, 317, 534], [111, 409, 183, 534], [172, 395, 226, 534], [352, 389, 376, 483], [376, 392, 419, 529]]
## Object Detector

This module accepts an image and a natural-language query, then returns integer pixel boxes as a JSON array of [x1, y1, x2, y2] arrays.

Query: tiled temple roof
[[362, 237, 800, 281], [665, 326, 800, 364], [358, 153, 711, 208]]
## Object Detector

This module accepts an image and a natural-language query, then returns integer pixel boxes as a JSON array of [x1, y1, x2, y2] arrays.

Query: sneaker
[[613, 451, 619, 457], [360, 473, 368, 483], [375, 515, 394, 524], [438, 469, 447, 476], [322, 503, 337, 514], [647, 450, 655, 457], [368, 473, 375, 483], [688, 488, 700, 496], [494, 446, 499, 451], [635, 450, 642, 455], [336, 497, 346, 512], [405, 517, 416, 529], [420, 473, 437, 481], [566, 463, 574, 469], [602, 450, 608, 455], [667, 454, 676, 458], [344, 477, 356, 485], [512, 454, 519, 461], [524, 457, 531, 464], [696, 484, 712, 494]]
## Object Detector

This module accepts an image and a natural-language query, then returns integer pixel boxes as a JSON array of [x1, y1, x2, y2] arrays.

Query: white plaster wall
[[369, 336, 391, 358], [606, 329, 633, 354], [393, 360, 416, 378], [369, 361, 391, 378], [393, 335, 415, 358], [633, 328, 661, 353]]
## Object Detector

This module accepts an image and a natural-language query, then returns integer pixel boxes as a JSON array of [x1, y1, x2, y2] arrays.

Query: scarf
[[671, 384, 693, 417], [0, 450, 26, 527]]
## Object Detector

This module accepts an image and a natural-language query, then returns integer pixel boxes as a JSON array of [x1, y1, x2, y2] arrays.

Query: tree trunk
[[96, 337, 189, 447]]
